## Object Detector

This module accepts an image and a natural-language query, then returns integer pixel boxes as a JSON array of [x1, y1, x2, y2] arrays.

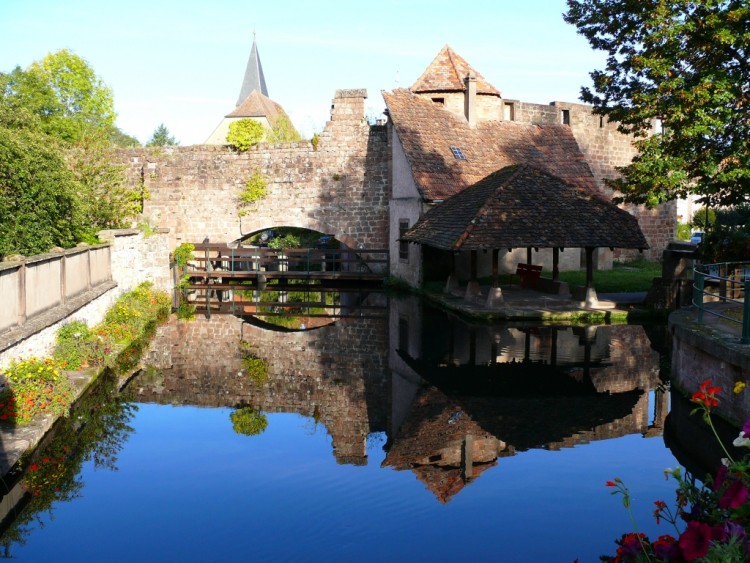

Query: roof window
[[450, 146, 466, 160]]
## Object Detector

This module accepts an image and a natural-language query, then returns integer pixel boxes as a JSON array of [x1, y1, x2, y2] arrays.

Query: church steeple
[[237, 33, 268, 106]]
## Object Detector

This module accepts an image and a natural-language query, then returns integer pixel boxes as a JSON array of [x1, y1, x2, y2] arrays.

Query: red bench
[[516, 263, 542, 288]]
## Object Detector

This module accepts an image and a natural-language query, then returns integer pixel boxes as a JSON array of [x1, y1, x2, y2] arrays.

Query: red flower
[[691, 379, 721, 410], [606, 480, 617, 487], [653, 535, 678, 561], [29, 463, 39, 472], [616, 533, 648, 558], [653, 500, 667, 524], [719, 479, 749, 510], [679, 521, 713, 561]]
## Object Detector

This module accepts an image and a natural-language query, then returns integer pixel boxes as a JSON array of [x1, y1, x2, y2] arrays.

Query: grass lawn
[[556, 259, 661, 293], [468, 259, 661, 294]]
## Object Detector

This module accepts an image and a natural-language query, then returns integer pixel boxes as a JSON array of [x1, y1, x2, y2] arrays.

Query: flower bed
[[0, 282, 170, 426]]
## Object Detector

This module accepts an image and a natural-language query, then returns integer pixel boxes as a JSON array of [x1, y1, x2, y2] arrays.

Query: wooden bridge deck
[[179, 243, 389, 287]]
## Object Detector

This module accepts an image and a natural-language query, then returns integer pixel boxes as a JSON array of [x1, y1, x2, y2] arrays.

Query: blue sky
[[0, 0, 604, 145]]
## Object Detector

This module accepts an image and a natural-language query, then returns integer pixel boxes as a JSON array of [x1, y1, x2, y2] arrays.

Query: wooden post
[[552, 248, 560, 281], [585, 247, 594, 288], [491, 249, 499, 287]]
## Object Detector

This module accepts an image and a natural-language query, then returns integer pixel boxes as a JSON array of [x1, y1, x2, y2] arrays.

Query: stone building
[[384, 45, 675, 286]]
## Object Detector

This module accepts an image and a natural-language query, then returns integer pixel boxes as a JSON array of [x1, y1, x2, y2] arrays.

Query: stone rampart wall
[[123, 90, 389, 256]]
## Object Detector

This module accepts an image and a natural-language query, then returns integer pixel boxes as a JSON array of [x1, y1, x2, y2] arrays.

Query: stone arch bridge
[[122, 90, 389, 255]]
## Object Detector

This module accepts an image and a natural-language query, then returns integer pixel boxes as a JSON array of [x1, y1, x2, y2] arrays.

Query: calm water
[[0, 294, 709, 562]]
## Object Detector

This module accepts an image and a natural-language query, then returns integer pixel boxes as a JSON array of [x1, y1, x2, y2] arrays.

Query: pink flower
[[719, 479, 749, 510], [679, 521, 713, 561]]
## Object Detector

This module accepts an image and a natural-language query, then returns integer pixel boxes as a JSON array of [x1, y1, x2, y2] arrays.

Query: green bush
[[226, 119, 265, 151], [53, 320, 95, 370]]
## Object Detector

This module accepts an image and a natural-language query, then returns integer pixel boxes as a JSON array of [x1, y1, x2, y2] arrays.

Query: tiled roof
[[227, 90, 284, 120], [402, 164, 649, 250], [383, 88, 601, 202], [410, 45, 500, 96]]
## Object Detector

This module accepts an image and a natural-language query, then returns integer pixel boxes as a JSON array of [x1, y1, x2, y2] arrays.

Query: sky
[[0, 0, 605, 146]]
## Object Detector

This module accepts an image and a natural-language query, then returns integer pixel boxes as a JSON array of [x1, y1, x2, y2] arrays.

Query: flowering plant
[[602, 379, 750, 562], [0, 357, 74, 425]]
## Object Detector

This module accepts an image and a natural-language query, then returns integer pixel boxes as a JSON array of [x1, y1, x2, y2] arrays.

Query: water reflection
[[0, 371, 136, 556], [132, 293, 669, 482]]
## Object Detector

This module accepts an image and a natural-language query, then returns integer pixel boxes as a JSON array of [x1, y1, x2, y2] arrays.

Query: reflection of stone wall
[[139, 312, 389, 465]]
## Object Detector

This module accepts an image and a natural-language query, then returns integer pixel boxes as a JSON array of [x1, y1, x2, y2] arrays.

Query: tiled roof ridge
[[410, 44, 499, 96], [453, 165, 524, 250]]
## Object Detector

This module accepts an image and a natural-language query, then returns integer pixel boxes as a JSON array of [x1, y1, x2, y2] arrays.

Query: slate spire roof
[[410, 44, 500, 96], [237, 35, 268, 106], [401, 165, 648, 251]]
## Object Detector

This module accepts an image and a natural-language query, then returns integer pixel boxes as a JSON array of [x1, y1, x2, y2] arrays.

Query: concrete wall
[[123, 90, 390, 261], [0, 230, 171, 369]]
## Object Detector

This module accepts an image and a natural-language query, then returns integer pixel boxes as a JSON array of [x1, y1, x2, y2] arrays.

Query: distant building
[[205, 36, 295, 145]]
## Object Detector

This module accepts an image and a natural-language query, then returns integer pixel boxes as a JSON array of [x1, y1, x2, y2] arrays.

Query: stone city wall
[[121, 90, 389, 256]]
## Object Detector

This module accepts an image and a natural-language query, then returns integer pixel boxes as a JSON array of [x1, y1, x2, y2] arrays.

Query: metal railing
[[692, 262, 750, 344]]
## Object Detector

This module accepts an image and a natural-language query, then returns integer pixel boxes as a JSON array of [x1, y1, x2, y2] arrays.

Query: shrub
[[226, 119, 265, 151], [173, 243, 194, 269], [238, 170, 268, 215]]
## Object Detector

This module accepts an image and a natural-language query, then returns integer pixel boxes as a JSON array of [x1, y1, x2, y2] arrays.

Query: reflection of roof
[[382, 387, 501, 503], [382, 88, 599, 202], [227, 90, 285, 120], [401, 165, 649, 250], [410, 44, 500, 96]]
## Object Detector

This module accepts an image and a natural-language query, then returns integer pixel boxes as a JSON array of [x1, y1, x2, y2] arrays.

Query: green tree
[[146, 123, 178, 147], [266, 113, 302, 144], [66, 129, 145, 232], [226, 118, 265, 151], [564, 1, 750, 208], [0, 106, 84, 257]]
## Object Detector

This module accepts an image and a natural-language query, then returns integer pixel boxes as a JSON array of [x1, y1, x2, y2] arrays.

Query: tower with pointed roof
[[409, 45, 503, 125], [205, 35, 298, 145]]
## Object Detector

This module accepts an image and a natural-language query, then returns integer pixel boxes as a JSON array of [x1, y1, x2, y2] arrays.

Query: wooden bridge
[[180, 243, 389, 289]]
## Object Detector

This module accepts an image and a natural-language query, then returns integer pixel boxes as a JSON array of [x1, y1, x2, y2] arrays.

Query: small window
[[431, 97, 445, 105], [449, 146, 466, 160], [599, 115, 604, 128], [503, 102, 515, 121], [399, 219, 410, 261], [561, 109, 570, 125]]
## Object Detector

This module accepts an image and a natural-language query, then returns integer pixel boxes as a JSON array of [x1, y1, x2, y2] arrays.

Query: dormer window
[[431, 97, 445, 105], [561, 109, 570, 125], [450, 146, 466, 160]]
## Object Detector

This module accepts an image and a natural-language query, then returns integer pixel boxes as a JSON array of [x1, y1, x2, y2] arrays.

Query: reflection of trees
[[0, 370, 137, 555], [230, 407, 268, 436]]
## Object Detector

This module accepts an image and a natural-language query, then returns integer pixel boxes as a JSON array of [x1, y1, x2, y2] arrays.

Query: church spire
[[236, 34, 268, 106]]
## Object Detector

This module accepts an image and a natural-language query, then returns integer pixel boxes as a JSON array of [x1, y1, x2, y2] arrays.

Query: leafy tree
[[1, 49, 116, 144], [266, 113, 302, 144], [226, 118, 265, 150], [0, 106, 84, 256], [146, 123, 178, 147], [564, 1, 750, 209], [66, 129, 145, 232]]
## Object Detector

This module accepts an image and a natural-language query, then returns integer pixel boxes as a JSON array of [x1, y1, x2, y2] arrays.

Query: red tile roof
[[227, 90, 285, 120], [383, 88, 601, 202], [402, 164, 649, 250], [410, 45, 500, 96]]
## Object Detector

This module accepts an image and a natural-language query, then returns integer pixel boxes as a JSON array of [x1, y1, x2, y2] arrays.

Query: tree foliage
[[226, 118, 265, 151], [1, 49, 116, 144], [266, 113, 302, 144], [0, 107, 83, 257], [146, 123, 178, 147], [564, 0, 750, 208]]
